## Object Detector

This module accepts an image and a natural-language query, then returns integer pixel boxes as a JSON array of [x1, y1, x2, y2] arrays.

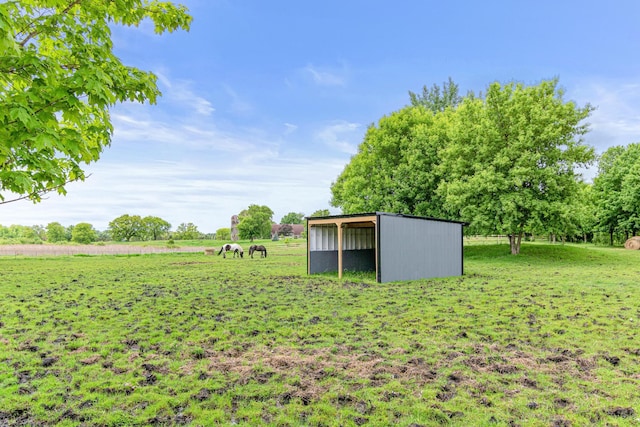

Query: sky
[[2, 0, 640, 233]]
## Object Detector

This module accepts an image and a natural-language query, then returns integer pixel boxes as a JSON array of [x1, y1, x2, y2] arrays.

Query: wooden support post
[[337, 223, 343, 279]]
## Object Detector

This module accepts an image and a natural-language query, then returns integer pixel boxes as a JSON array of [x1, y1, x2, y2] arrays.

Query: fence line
[[0, 245, 207, 257]]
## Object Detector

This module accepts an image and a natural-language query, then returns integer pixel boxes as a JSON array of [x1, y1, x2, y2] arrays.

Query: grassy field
[[0, 241, 639, 426]]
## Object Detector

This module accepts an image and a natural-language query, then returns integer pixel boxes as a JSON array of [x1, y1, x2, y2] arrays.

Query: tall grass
[[0, 242, 638, 426]]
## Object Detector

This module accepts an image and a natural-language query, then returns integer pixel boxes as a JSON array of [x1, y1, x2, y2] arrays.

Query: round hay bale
[[624, 236, 640, 250]]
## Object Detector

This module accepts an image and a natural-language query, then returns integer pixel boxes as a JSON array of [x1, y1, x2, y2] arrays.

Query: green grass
[[1, 241, 639, 426]]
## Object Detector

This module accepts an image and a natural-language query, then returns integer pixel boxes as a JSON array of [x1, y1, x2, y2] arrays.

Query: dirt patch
[[606, 407, 635, 417], [0, 408, 35, 426], [177, 342, 605, 409], [188, 346, 444, 402]]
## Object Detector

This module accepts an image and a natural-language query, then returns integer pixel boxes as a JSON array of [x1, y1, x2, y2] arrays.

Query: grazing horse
[[218, 243, 244, 258], [249, 245, 267, 258]]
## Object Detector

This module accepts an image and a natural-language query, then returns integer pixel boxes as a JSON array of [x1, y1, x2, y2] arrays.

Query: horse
[[249, 244, 267, 258], [217, 243, 244, 258]]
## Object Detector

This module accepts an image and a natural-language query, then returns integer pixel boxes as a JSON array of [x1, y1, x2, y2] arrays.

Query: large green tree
[[331, 105, 450, 218], [572, 182, 597, 243], [309, 209, 330, 217], [46, 221, 67, 242], [109, 214, 143, 241], [280, 212, 305, 224], [174, 222, 200, 240], [215, 227, 231, 241], [71, 222, 96, 244], [142, 215, 171, 240], [0, 0, 191, 203], [440, 79, 594, 254], [0, 224, 39, 241], [238, 204, 273, 241], [593, 143, 640, 243], [408, 76, 463, 113]]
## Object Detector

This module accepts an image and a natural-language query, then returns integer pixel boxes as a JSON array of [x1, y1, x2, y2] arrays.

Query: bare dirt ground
[[0, 244, 208, 257]]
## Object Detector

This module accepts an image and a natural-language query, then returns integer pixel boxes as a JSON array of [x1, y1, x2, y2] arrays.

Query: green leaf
[[0, 0, 191, 201]]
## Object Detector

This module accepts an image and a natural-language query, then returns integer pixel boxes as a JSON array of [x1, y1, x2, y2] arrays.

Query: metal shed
[[307, 212, 466, 283]]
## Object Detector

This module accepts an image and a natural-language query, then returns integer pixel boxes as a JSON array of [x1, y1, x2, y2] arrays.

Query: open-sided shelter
[[307, 212, 466, 283]]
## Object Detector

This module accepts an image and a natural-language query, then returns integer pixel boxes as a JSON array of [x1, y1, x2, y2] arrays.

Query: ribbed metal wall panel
[[309, 251, 338, 273], [343, 227, 374, 250], [379, 214, 462, 283], [310, 224, 375, 251], [309, 225, 338, 251]]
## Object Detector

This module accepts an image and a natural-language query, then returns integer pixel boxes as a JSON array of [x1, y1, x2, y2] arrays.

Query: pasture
[[0, 241, 639, 426]]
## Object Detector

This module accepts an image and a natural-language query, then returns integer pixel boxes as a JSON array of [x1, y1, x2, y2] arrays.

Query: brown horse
[[248, 245, 267, 258]]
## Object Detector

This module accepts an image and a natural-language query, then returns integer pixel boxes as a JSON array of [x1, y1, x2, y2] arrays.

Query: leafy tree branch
[[0, 0, 192, 203]]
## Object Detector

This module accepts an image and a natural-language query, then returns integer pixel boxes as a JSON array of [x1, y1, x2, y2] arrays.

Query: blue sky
[[2, 0, 640, 233]]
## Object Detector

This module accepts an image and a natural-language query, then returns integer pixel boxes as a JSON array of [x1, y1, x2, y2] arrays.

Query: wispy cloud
[[1, 119, 347, 226], [284, 123, 298, 135], [156, 71, 215, 116], [0, 71, 355, 230], [303, 64, 347, 87], [3, 71, 350, 230], [315, 120, 362, 154], [223, 84, 253, 114], [111, 109, 266, 155]]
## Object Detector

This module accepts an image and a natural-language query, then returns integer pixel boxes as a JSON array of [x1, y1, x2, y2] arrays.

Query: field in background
[[0, 244, 208, 257], [0, 238, 304, 257], [1, 241, 639, 426], [0, 235, 616, 256]]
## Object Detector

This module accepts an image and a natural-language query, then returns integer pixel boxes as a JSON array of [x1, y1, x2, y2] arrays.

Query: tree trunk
[[609, 229, 614, 246], [509, 232, 523, 255]]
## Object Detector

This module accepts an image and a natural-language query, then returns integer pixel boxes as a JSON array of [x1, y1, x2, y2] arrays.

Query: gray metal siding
[[309, 251, 338, 274], [379, 215, 462, 282], [343, 249, 376, 272]]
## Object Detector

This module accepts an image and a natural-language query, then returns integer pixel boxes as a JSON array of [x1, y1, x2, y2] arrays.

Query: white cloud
[[315, 120, 362, 154], [156, 71, 215, 116], [223, 85, 253, 114], [0, 147, 346, 232], [284, 123, 298, 135], [0, 96, 350, 231], [111, 109, 267, 155], [570, 80, 640, 153], [304, 64, 347, 87]]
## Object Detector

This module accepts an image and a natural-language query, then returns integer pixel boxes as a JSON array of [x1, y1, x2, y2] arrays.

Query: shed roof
[[306, 212, 468, 226]]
